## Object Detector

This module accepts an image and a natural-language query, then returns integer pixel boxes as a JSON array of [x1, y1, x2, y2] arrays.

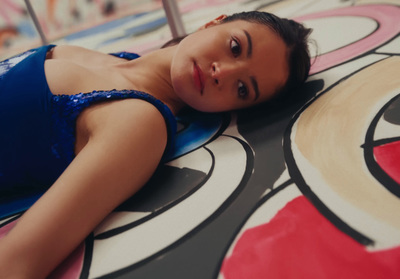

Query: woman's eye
[[238, 81, 248, 99], [230, 38, 241, 57]]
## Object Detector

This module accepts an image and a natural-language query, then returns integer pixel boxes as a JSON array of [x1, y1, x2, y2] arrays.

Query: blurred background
[[0, 0, 266, 59], [0, 0, 165, 58]]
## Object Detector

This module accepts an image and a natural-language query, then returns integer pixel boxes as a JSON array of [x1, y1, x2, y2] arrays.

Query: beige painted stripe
[[295, 57, 400, 230]]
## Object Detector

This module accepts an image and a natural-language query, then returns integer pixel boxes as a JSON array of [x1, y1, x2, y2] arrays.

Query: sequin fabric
[[0, 45, 176, 190], [0, 50, 36, 80], [49, 50, 177, 162], [110, 51, 140, 60], [51, 89, 177, 162]]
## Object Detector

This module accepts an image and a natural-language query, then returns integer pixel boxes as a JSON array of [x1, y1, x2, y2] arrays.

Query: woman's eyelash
[[230, 38, 242, 57], [238, 81, 248, 99]]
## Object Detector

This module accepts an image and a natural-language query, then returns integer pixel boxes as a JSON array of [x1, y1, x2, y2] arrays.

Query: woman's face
[[170, 18, 289, 112]]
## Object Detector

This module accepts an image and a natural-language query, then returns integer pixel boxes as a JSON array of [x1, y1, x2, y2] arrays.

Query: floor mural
[[1, 0, 400, 278]]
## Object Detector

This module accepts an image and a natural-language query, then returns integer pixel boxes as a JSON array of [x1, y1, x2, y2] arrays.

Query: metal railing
[[24, 0, 186, 45]]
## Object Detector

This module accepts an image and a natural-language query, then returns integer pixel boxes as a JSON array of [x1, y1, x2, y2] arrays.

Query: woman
[[0, 11, 311, 278]]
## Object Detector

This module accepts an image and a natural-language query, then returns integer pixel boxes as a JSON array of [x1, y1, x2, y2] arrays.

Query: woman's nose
[[211, 62, 238, 85]]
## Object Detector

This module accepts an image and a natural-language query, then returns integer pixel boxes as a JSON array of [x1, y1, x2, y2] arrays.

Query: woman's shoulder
[[74, 98, 168, 164], [80, 98, 168, 143], [48, 45, 129, 66]]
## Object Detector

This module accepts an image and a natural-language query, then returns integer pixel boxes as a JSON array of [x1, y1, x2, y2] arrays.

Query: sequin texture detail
[[50, 89, 176, 162], [109, 51, 140, 60], [0, 50, 35, 80]]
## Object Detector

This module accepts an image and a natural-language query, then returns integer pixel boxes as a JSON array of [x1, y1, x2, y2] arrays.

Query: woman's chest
[[44, 59, 130, 96]]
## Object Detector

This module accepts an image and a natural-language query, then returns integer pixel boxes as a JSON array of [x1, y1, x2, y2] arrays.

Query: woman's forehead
[[246, 25, 289, 101]]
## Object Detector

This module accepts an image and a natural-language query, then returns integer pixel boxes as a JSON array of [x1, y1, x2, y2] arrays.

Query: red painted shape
[[221, 196, 400, 279], [374, 141, 400, 184]]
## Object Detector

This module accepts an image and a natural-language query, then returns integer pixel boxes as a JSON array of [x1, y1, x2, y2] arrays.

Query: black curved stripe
[[363, 93, 400, 198], [98, 135, 254, 278]]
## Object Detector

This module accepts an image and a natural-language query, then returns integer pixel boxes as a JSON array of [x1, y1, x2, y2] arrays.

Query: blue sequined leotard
[[0, 45, 176, 197]]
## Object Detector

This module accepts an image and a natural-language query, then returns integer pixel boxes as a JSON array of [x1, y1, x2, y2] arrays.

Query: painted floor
[[1, 0, 400, 278]]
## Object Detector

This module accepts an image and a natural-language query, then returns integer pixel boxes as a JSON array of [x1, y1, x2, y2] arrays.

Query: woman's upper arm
[[2, 100, 168, 278], [76, 99, 168, 194], [58, 99, 169, 222]]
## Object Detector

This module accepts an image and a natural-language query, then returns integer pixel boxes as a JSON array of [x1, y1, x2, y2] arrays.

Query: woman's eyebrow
[[243, 30, 258, 100], [243, 30, 252, 58]]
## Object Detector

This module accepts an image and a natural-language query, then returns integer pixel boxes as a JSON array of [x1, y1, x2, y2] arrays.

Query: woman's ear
[[198, 15, 227, 30]]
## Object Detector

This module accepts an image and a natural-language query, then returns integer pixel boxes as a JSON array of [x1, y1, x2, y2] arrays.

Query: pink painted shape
[[48, 242, 85, 279], [0, 219, 85, 279], [294, 5, 400, 75], [221, 196, 400, 279], [374, 141, 400, 184], [0, 219, 17, 238]]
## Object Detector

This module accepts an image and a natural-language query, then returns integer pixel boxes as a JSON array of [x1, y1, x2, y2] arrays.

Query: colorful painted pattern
[[1, 0, 399, 278]]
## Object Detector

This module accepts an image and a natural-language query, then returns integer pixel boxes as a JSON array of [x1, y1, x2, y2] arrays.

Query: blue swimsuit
[[0, 45, 176, 198]]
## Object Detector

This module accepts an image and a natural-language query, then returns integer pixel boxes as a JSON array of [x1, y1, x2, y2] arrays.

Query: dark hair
[[221, 11, 312, 103], [162, 11, 312, 104]]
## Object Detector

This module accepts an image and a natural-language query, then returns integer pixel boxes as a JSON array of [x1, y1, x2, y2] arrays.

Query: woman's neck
[[116, 45, 185, 115]]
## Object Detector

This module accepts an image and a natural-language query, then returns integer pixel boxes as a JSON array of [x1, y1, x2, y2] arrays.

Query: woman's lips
[[193, 62, 204, 95]]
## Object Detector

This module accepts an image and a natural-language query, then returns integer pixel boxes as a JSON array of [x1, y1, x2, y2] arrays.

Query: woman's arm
[[0, 99, 168, 278]]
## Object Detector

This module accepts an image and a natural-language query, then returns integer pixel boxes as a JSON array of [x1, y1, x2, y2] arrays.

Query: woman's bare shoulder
[[48, 45, 127, 66], [76, 98, 168, 155]]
